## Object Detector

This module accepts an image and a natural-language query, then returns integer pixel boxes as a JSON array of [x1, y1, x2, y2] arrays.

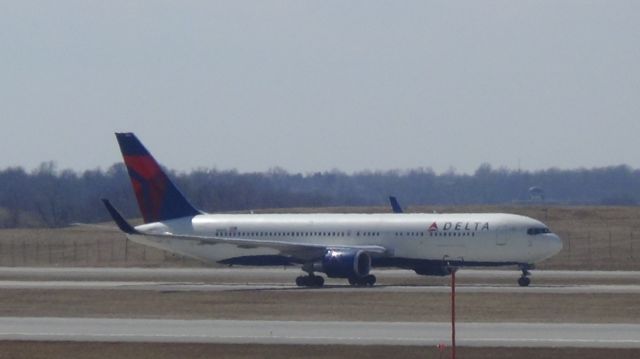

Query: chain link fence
[[0, 230, 204, 268], [0, 225, 638, 270]]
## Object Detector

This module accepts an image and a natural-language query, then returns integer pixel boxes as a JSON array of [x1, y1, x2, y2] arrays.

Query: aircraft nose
[[548, 234, 563, 256]]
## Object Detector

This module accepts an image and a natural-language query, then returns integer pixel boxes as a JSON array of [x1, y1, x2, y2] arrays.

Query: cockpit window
[[527, 227, 551, 235]]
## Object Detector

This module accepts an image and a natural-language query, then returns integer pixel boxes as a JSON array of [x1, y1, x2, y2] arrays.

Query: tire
[[365, 275, 376, 287], [296, 276, 305, 287], [518, 277, 531, 287], [314, 276, 325, 287]]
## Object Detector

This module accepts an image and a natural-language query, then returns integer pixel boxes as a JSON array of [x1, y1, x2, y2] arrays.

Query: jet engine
[[316, 249, 371, 278]]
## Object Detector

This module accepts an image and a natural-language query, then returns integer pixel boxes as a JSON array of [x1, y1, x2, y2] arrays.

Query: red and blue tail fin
[[115, 132, 201, 223]]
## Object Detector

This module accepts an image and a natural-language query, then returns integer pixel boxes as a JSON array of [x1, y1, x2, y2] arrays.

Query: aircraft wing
[[134, 232, 389, 263], [103, 198, 389, 262]]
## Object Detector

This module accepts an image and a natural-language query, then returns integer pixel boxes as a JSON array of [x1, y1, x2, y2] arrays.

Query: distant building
[[528, 186, 545, 202]]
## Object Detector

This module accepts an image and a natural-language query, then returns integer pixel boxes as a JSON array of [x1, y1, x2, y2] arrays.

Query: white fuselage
[[129, 212, 563, 267]]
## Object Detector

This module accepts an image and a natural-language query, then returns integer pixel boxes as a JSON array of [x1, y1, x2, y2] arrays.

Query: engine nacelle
[[317, 249, 371, 278]]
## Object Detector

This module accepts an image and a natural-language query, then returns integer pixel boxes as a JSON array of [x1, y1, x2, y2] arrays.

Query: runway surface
[[0, 317, 638, 348], [0, 267, 636, 294], [1, 267, 638, 280], [0, 280, 638, 294], [0, 267, 637, 349]]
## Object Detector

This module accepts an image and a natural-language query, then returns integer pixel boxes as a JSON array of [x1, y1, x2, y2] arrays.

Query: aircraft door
[[496, 226, 509, 246]]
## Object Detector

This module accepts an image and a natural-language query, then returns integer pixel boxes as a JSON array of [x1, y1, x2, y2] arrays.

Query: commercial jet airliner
[[104, 133, 563, 287]]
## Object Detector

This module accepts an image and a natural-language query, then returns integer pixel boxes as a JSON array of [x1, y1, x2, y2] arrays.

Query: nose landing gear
[[518, 264, 532, 287]]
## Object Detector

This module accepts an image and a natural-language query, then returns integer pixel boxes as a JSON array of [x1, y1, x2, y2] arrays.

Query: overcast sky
[[2, 1, 639, 174]]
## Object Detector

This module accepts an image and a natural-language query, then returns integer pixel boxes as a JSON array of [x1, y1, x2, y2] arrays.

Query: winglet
[[389, 196, 404, 213], [102, 199, 139, 234]]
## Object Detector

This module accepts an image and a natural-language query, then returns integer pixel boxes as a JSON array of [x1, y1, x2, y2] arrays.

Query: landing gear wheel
[[364, 274, 376, 287], [295, 275, 325, 287], [348, 275, 376, 287], [518, 276, 531, 287], [518, 264, 533, 287], [349, 276, 364, 287]]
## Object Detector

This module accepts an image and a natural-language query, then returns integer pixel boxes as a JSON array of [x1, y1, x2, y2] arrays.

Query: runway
[[0, 267, 636, 294], [0, 317, 638, 348], [1, 266, 638, 281], [0, 267, 637, 349], [0, 280, 638, 294]]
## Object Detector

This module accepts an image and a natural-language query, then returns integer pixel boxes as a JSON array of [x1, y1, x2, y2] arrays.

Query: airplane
[[104, 133, 563, 287]]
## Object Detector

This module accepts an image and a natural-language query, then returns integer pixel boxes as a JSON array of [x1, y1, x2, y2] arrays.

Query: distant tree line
[[1, 162, 639, 228]]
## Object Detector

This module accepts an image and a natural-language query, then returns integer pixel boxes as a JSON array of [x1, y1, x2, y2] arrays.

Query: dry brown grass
[[0, 289, 636, 324], [1, 205, 639, 270], [0, 227, 201, 268]]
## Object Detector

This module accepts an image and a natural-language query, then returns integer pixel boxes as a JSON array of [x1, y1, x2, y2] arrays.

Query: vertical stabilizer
[[115, 132, 201, 223]]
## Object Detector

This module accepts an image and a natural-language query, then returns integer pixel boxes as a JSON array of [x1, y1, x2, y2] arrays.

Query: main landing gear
[[295, 274, 325, 287], [348, 274, 376, 287], [518, 265, 532, 287], [294, 273, 377, 287]]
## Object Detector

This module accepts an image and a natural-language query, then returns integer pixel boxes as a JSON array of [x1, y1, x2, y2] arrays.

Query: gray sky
[[2, 1, 639, 174]]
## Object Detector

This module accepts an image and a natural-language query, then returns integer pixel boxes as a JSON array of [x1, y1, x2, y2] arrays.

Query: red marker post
[[451, 268, 457, 359]]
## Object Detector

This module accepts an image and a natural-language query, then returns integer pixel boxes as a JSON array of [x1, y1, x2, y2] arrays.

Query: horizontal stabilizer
[[102, 199, 139, 234], [70, 223, 122, 232]]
